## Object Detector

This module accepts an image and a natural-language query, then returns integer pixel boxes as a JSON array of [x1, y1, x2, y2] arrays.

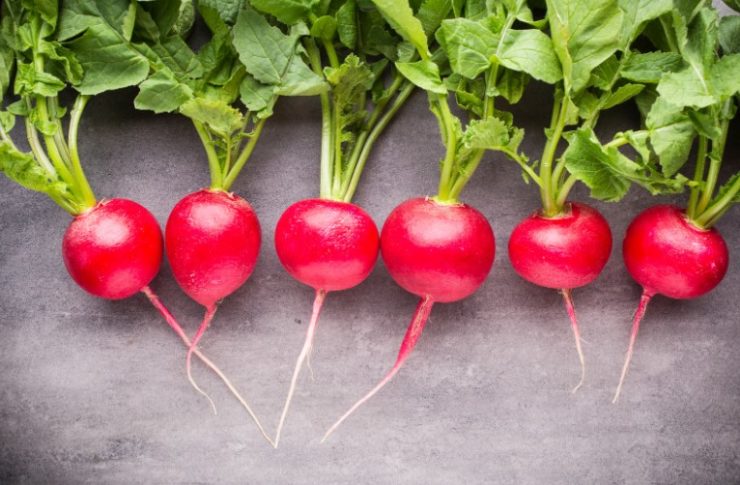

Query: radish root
[[613, 289, 653, 403], [141, 287, 275, 446], [322, 295, 434, 443], [561, 289, 586, 393], [274, 289, 327, 448], [187, 305, 219, 414]]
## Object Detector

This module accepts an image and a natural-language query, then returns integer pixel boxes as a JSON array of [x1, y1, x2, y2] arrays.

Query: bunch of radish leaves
[[0, 0, 166, 214], [125, 1, 327, 191], [247, 0, 452, 202]]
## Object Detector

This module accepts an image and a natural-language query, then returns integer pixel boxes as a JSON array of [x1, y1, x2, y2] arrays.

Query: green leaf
[[14, 62, 65, 96], [618, 0, 673, 45], [0, 141, 68, 197], [239, 74, 275, 117], [656, 66, 716, 109], [336, 0, 357, 49], [198, 0, 243, 24], [66, 24, 149, 95], [645, 97, 695, 177], [324, 55, 375, 160], [719, 15, 740, 54], [134, 70, 193, 113], [496, 29, 562, 84], [232, 6, 326, 95], [395, 59, 446, 94], [179, 96, 244, 136], [418, 0, 452, 35], [494, 68, 528, 104], [369, 0, 430, 57], [621, 51, 683, 83], [0, 34, 14, 97], [57, 0, 132, 41], [546, 0, 624, 94], [563, 127, 635, 201], [250, 0, 318, 24], [436, 18, 495, 79], [460, 115, 520, 153], [310, 15, 337, 40], [710, 53, 740, 98], [602, 83, 644, 109]]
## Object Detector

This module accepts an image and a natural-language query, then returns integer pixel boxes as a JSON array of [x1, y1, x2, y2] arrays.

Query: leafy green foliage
[[546, 0, 623, 94]]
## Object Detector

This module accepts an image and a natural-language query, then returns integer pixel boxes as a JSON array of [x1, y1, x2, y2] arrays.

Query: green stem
[[435, 95, 459, 202], [338, 76, 408, 198], [24, 114, 57, 177], [483, 63, 499, 119], [48, 97, 72, 163], [696, 117, 729, 214], [687, 135, 708, 219], [341, 81, 415, 202], [222, 117, 267, 191], [322, 39, 340, 68], [305, 39, 334, 199], [540, 96, 569, 216], [555, 174, 579, 208], [331, 90, 343, 196], [192, 120, 223, 189], [694, 173, 740, 228], [67, 95, 96, 208]]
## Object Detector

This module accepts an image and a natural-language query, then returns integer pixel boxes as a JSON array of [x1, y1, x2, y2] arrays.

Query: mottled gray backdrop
[[1, 7, 739, 485]]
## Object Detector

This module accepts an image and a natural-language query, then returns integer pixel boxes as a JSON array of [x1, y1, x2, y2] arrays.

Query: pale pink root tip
[[142, 287, 275, 447], [187, 305, 219, 415], [274, 289, 327, 448], [613, 289, 653, 403], [321, 296, 434, 443], [561, 289, 586, 393]]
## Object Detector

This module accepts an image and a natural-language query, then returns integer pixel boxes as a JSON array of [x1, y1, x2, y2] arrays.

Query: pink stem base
[[322, 295, 434, 443], [274, 289, 327, 448], [561, 289, 586, 393], [613, 288, 654, 403]]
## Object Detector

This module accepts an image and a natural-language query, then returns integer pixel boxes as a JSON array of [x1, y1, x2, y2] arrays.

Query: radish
[[508, 202, 612, 391], [609, 4, 739, 402], [321, 197, 495, 440], [273, 199, 379, 446], [63, 199, 164, 300], [613, 205, 730, 402], [165, 188, 261, 414]]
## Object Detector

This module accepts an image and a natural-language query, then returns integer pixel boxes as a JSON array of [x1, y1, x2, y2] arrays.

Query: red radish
[[322, 197, 495, 441], [508, 202, 612, 391], [63, 199, 163, 300], [613, 204, 729, 402], [273, 198, 379, 446], [164, 189, 262, 420]]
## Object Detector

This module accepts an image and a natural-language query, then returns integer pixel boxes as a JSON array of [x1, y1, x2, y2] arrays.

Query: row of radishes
[[1, 0, 736, 448], [57, 172, 729, 446]]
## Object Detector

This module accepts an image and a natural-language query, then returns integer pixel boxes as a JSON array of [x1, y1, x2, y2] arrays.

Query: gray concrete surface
[[1, 42, 739, 485]]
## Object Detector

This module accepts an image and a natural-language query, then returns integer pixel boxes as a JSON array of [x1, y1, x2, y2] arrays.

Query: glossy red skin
[[380, 197, 495, 303], [63, 198, 163, 300], [165, 189, 261, 307], [508, 202, 613, 289], [623, 205, 728, 299], [275, 199, 380, 291]]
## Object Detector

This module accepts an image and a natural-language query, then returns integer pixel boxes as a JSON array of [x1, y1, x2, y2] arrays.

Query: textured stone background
[[1, 6, 739, 485]]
